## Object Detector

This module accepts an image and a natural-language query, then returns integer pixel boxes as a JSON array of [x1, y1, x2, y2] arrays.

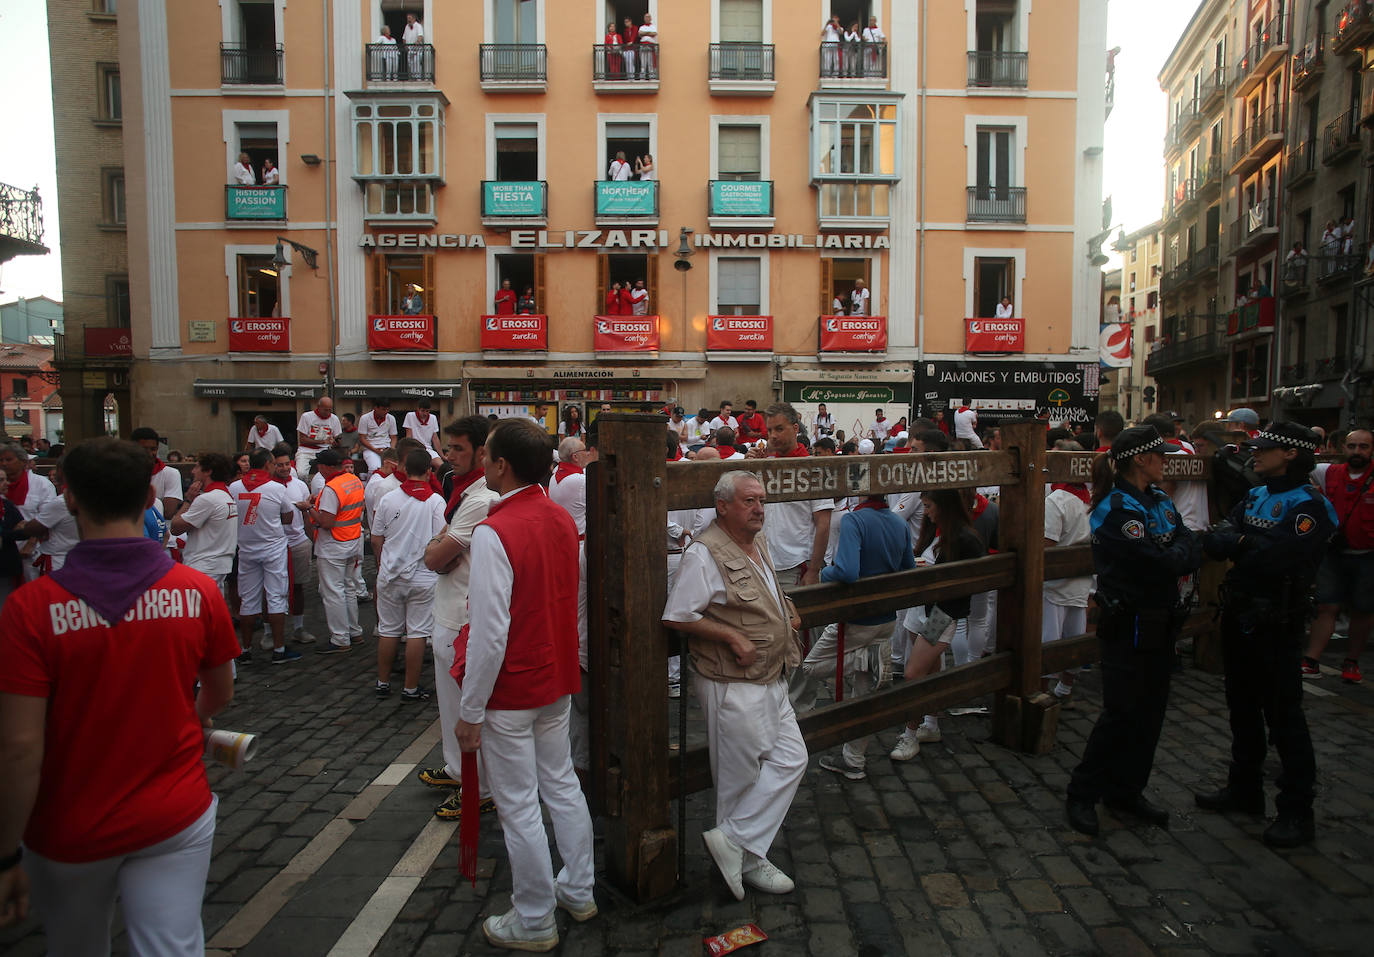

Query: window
[[1130, 245, 1138, 263], [494, 122, 539, 180], [976, 127, 1016, 190], [1333, 303, 1349, 361], [491, 253, 546, 313], [1288, 314, 1306, 365], [106, 276, 131, 328], [494, 0, 538, 43], [97, 64, 121, 121], [716, 257, 762, 314], [370, 253, 435, 315], [717, 126, 761, 180], [719, 0, 763, 41], [11, 378, 28, 399], [222, 1, 283, 84], [602, 119, 653, 178], [596, 253, 658, 313], [352, 97, 445, 220], [975, 0, 1019, 50], [973, 258, 1014, 317], [821, 257, 875, 313], [94, 0, 117, 14], [811, 97, 899, 221], [1129, 272, 1137, 293], [101, 168, 125, 225], [236, 254, 280, 318], [233, 121, 281, 183]]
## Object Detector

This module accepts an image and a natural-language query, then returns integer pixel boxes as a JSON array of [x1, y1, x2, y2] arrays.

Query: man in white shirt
[[953, 402, 983, 449], [636, 12, 658, 78], [708, 402, 738, 432], [272, 446, 317, 645], [245, 416, 284, 452], [402, 13, 425, 76], [1043, 445, 1093, 704], [668, 407, 691, 456], [21, 462, 80, 575], [296, 396, 342, 481], [746, 403, 833, 588], [372, 449, 447, 701], [229, 449, 300, 664], [300, 450, 365, 654], [169, 452, 237, 593], [716, 428, 746, 460], [629, 279, 649, 315], [609, 151, 632, 180], [850, 279, 870, 316], [132, 426, 183, 518], [403, 399, 443, 465], [358, 397, 399, 473], [869, 410, 892, 442], [687, 408, 714, 449], [550, 437, 588, 536], [0, 443, 58, 582], [365, 447, 401, 527], [862, 16, 885, 75]]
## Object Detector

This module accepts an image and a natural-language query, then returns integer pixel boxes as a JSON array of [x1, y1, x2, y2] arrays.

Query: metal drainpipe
[[322, 0, 339, 399], [917, 0, 928, 374]]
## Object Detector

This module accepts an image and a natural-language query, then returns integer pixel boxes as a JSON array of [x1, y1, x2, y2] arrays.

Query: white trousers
[[26, 796, 217, 957], [697, 677, 806, 859], [481, 697, 595, 930], [963, 591, 997, 664], [317, 553, 360, 642], [361, 448, 383, 473], [431, 623, 490, 796], [667, 552, 683, 684], [294, 448, 317, 482], [1043, 599, 1087, 677], [791, 620, 890, 766], [237, 547, 288, 615]]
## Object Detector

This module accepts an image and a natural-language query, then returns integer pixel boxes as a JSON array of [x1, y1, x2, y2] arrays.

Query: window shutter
[[596, 254, 609, 313], [422, 254, 435, 315], [533, 253, 546, 315], [820, 258, 834, 313], [369, 254, 384, 315], [646, 252, 659, 314]]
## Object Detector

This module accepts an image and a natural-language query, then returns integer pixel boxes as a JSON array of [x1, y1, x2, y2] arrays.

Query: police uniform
[[1195, 422, 1335, 848], [1067, 426, 1202, 836]]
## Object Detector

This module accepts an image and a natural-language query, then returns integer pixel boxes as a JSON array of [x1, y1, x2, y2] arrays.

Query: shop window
[[106, 275, 131, 328], [819, 257, 873, 313], [101, 168, 125, 226], [493, 253, 547, 313], [369, 253, 435, 315], [236, 254, 280, 318], [596, 253, 658, 313], [716, 257, 762, 314], [97, 63, 121, 121]]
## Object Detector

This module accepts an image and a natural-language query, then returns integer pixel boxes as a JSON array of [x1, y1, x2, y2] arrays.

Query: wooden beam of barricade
[[665, 450, 1018, 509], [586, 413, 677, 902], [669, 654, 1015, 796], [1044, 450, 1213, 484], [1044, 544, 1093, 582], [787, 553, 1017, 629]]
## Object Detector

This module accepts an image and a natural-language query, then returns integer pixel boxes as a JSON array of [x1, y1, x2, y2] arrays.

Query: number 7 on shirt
[[239, 493, 262, 526]]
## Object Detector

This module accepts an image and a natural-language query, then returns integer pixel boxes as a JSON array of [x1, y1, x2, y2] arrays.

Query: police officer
[[1066, 426, 1203, 836], [1194, 422, 1335, 848]]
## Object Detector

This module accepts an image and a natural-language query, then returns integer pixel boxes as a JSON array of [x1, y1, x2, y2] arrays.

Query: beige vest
[[689, 523, 801, 684]]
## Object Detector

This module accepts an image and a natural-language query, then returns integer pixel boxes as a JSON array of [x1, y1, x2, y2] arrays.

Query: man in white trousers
[[456, 419, 594, 951], [663, 470, 806, 901], [271, 446, 317, 646], [299, 451, 364, 654]]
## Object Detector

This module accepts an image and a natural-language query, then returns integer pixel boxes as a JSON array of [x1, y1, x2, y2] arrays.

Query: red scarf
[[201, 481, 230, 496], [852, 498, 888, 512], [401, 478, 435, 501], [241, 469, 273, 491], [875, 416, 886, 423], [4, 468, 29, 506], [373, 409, 389, 425], [972, 494, 990, 519], [1051, 482, 1091, 505], [769, 443, 810, 459], [446, 467, 484, 517], [152, 458, 166, 474], [429, 472, 444, 496], [891, 446, 911, 454], [553, 462, 583, 484]]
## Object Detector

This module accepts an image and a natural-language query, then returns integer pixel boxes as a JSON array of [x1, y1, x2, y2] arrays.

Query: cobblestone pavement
[[5, 568, 1374, 956]]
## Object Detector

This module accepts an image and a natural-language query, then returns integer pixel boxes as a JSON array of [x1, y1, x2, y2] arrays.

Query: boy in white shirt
[[359, 397, 398, 473], [371, 449, 447, 700], [365, 447, 402, 527], [169, 452, 238, 593], [271, 446, 317, 644], [403, 399, 443, 465], [229, 449, 300, 664]]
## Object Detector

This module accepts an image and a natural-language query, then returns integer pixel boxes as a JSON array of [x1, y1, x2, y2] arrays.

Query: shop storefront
[[917, 359, 1100, 429], [780, 364, 914, 441], [464, 363, 709, 433]]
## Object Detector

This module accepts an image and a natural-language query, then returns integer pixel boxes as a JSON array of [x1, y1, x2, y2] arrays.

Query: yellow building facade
[[112, 0, 1108, 449]]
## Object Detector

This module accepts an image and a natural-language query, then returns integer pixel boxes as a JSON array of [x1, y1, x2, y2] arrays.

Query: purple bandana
[[50, 538, 175, 624]]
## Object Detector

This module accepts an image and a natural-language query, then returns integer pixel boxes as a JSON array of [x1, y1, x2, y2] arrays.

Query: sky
[[0, 0, 1199, 305]]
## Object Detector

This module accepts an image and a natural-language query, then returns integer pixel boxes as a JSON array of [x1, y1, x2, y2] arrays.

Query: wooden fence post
[[991, 422, 1056, 753], [586, 413, 677, 901]]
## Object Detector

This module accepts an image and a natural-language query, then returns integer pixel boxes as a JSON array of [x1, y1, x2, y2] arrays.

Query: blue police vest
[[1090, 487, 1180, 548], [1240, 483, 1338, 532]]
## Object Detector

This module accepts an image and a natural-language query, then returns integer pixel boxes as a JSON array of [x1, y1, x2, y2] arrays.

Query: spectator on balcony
[[849, 278, 870, 316], [605, 281, 625, 315], [608, 151, 631, 180], [1321, 219, 1339, 274], [493, 279, 516, 316], [995, 295, 1014, 319], [1285, 241, 1308, 282], [821, 16, 842, 75], [629, 279, 649, 315], [831, 292, 846, 315], [376, 25, 399, 80], [621, 17, 638, 78], [634, 154, 655, 180], [862, 16, 885, 75], [403, 14, 425, 78], [517, 287, 536, 315], [261, 158, 279, 186], [604, 23, 623, 79], [1341, 215, 1357, 256], [401, 284, 424, 315], [637, 13, 658, 78], [232, 153, 255, 186]]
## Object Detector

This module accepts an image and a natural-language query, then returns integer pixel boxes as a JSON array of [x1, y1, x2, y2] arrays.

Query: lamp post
[[271, 237, 330, 396]]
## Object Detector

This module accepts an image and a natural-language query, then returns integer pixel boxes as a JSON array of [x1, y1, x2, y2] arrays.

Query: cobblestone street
[[5, 571, 1374, 956]]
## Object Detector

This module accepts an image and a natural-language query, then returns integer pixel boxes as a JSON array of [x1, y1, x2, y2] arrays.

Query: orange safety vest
[[319, 473, 365, 541]]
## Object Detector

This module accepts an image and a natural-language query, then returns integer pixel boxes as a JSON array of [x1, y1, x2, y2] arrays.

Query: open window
[[603, 121, 652, 178], [369, 253, 435, 314], [493, 253, 546, 313], [819, 258, 874, 313], [596, 253, 658, 312], [234, 121, 281, 182], [974, 257, 1014, 317], [237, 254, 281, 318], [222, 0, 283, 84], [495, 123, 539, 179]]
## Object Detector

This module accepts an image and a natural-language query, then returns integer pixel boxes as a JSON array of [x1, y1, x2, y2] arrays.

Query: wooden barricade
[[587, 415, 1217, 902]]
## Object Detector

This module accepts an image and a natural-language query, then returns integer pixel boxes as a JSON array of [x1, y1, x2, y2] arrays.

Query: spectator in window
[[844, 21, 862, 77], [517, 287, 536, 315], [831, 293, 846, 316], [1341, 215, 1356, 256], [850, 279, 870, 316], [995, 296, 1014, 319], [605, 282, 624, 315], [402, 14, 424, 78], [604, 23, 623, 79], [261, 158, 279, 186], [637, 13, 658, 78], [621, 17, 638, 79], [493, 279, 516, 315], [232, 153, 255, 186], [608, 151, 631, 180], [862, 16, 885, 75], [821, 16, 842, 76], [376, 25, 399, 80], [629, 279, 649, 315], [401, 284, 424, 315], [1285, 240, 1308, 281], [634, 154, 655, 180]]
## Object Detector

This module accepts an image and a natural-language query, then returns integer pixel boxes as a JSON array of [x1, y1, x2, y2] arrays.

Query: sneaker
[[889, 729, 921, 762], [259, 634, 275, 651], [742, 857, 795, 895], [316, 640, 352, 655], [1342, 659, 1362, 684], [482, 907, 557, 952], [237, 648, 253, 664], [270, 648, 302, 665], [376, 682, 391, 698], [1301, 656, 1321, 678], [417, 766, 460, 789], [356, 591, 374, 604], [1052, 691, 1074, 710], [914, 725, 942, 744], [819, 753, 867, 781], [434, 790, 497, 820], [401, 686, 431, 702], [668, 682, 681, 699], [554, 884, 598, 922], [293, 628, 318, 644], [702, 827, 745, 900]]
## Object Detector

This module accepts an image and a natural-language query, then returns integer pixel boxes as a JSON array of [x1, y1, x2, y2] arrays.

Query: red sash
[[401, 479, 436, 501]]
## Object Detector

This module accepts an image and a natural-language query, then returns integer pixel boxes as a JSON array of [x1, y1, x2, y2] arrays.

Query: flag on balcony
[[1099, 323, 1131, 369]]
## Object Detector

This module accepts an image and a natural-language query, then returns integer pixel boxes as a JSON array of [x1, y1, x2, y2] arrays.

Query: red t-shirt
[[0, 565, 239, 862]]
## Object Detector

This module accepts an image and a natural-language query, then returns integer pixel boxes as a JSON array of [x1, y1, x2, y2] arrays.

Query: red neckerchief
[[891, 446, 911, 454], [972, 494, 990, 519], [1096, 445, 1111, 453], [852, 498, 888, 512], [667, 446, 683, 462], [373, 409, 388, 425], [958, 406, 971, 414], [401, 479, 435, 501], [241, 469, 273, 491], [485, 484, 543, 517], [5, 468, 29, 505], [875, 416, 886, 423], [446, 467, 484, 516], [202, 481, 230, 496], [343, 424, 357, 434], [553, 462, 583, 484], [152, 458, 166, 474], [256, 424, 271, 436], [428, 473, 444, 495], [1052, 483, 1091, 505], [768, 444, 810, 459]]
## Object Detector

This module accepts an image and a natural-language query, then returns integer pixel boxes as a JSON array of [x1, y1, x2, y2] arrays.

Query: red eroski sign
[[228, 317, 290, 352], [706, 315, 773, 351], [481, 314, 548, 350], [594, 315, 660, 352], [818, 315, 887, 352], [965, 318, 1025, 353], [368, 314, 436, 351]]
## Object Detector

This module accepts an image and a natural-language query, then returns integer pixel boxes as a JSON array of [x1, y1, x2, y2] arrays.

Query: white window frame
[[486, 0, 546, 43], [714, 0, 771, 43], [350, 96, 446, 181], [964, 114, 1027, 187], [221, 0, 286, 48], [962, 247, 1026, 319], [485, 113, 547, 181], [709, 251, 770, 315], [809, 95, 903, 182], [225, 243, 291, 319], [709, 114, 770, 179], [964, 0, 1032, 52], [223, 109, 290, 185], [597, 113, 658, 177]]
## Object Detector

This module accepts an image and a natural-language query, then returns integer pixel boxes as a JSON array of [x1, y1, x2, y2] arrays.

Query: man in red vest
[[1306, 428, 1374, 683], [455, 419, 594, 951]]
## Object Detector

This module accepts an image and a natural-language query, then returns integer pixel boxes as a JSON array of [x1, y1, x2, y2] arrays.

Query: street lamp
[[271, 236, 332, 396]]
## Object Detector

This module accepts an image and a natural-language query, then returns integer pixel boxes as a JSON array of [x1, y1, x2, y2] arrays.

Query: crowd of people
[[1, 393, 1368, 951]]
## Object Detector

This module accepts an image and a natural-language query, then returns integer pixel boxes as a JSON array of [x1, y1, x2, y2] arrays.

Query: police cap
[[1243, 421, 1321, 452], [1110, 425, 1165, 462]]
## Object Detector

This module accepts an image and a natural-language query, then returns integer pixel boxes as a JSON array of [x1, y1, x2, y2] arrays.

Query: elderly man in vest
[[300, 449, 366, 654], [663, 470, 807, 900]]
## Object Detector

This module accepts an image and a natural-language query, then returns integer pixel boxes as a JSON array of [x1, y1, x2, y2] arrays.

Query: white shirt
[[402, 20, 423, 44], [609, 160, 631, 181], [870, 419, 892, 441], [373, 487, 446, 587], [1043, 488, 1092, 606], [262, 166, 279, 185], [403, 411, 440, 454], [232, 163, 255, 186], [637, 23, 657, 44], [662, 537, 785, 624], [12, 470, 56, 522], [365, 471, 401, 527], [814, 414, 835, 436], [863, 25, 885, 43], [722, 450, 746, 461], [276, 476, 311, 547], [708, 415, 738, 432], [687, 417, 713, 442], [887, 492, 925, 542], [229, 478, 290, 561], [314, 484, 364, 561], [433, 476, 499, 632], [310, 472, 326, 496], [377, 33, 397, 50], [994, 302, 1014, 318], [629, 287, 649, 314], [246, 423, 284, 451], [180, 488, 238, 576], [33, 494, 80, 572], [360, 410, 397, 451], [823, 500, 849, 566], [152, 465, 183, 507], [822, 22, 842, 43], [764, 496, 834, 571], [297, 410, 342, 450], [549, 470, 587, 536], [954, 406, 980, 441], [850, 287, 870, 315]]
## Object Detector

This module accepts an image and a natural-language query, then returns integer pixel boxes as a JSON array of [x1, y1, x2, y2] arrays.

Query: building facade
[[1100, 220, 1161, 420], [96, 0, 1108, 450]]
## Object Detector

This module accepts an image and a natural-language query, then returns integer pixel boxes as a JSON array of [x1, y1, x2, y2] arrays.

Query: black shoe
[[1194, 786, 1264, 816], [237, 649, 253, 664], [1066, 799, 1099, 836], [1104, 794, 1170, 827], [1263, 815, 1315, 848]]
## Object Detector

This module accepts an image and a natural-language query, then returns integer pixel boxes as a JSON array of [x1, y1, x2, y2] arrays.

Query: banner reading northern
[[593, 315, 660, 352], [368, 315, 436, 351]]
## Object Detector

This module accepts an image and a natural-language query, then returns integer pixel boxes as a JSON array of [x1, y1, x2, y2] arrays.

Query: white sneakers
[[703, 828, 795, 899], [889, 728, 921, 761], [742, 857, 795, 894], [554, 884, 598, 922], [482, 907, 557, 952], [914, 725, 942, 743]]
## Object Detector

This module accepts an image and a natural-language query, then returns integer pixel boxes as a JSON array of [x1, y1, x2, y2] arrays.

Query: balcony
[[1145, 330, 1225, 376], [820, 42, 888, 86], [966, 51, 1027, 89], [481, 181, 547, 227], [594, 315, 660, 355], [1290, 36, 1325, 91], [818, 315, 888, 355], [479, 44, 547, 92], [1229, 204, 1278, 255], [1189, 243, 1220, 281], [1235, 17, 1289, 97], [0, 181, 47, 263], [1169, 178, 1198, 219], [220, 44, 284, 85], [1322, 111, 1361, 164], [1286, 139, 1319, 189], [966, 186, 1026, 225], [227, 317, 290, 354], [1314, 243, 1365, 285], [1281, 258, 1309, 298], [1332, 1, 1374, 54], [707, 180, 775, 229], [1228, 103, 1284, 176], [1199, 66, 1227, 111], [1279, 360, 1308, 385], [1178, 100, 1203, 140], [592, 43, 659, 92], [593, 180, 658, 225], [367, 314, 436, 354], [708, 43, 775, 94], [1196, 154, 1223, 199], [225, 185, 286, 222], [1164, 122, 1183, 159], [1225, 297, 1276, 337], [364, 42, 434, 84], [1314, 355, 1349, 379], [1159, 261, 1188, 298]]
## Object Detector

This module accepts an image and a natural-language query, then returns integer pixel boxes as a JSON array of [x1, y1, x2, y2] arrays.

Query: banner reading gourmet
[[228, 317, 290, 352], [706, 315, 773, 351], [594, 315, 660, 352], [368, 314, 436, 351], [481, 314, 548, 351], [965, 318, 1025, 353], [818, 315, 887, 352]]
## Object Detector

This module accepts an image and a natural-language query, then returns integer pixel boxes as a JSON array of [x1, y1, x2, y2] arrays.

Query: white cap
[[896, 431, 909, 441], [857, 438, 875, 454]]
